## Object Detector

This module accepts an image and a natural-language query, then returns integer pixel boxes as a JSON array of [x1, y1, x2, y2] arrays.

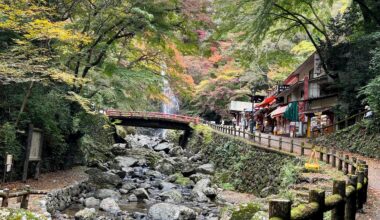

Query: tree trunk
[[15, 81, 34, 127]]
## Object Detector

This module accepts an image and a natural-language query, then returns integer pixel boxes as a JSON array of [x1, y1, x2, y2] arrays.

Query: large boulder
[[114, 156, 139, 170], [169, 146, 184, 157], [95, 189, 121, 200], [111, 143, 129, 156], [196, 164, 215, 175], [155, 159, 176, 175], [133, 188, 150, 201], [191, 178, 216, 202], [159, 190, 183, 203], [147, 203, 196, 220], [154, 142, 174, 153], [99, 198, 120, 214], [74, 208, 96, 220], [84, 197, 100, 208], [86, 168, 122, 188]]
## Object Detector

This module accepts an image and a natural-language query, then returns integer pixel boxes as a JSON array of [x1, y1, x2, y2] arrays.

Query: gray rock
[[260, 186, 274, 198], [191, 178, 214, 202], [114, 156, 139, 170], [169, 146, 184, 156], [95, 189, 121, 200], [155, 161, 175, 175], [203, 187, 217, 199], [159, 181, 176, 191], [166, 174, 178, 183], [154, 142, 174, 153], [189, 154, 202, 162], [86, 168, 122, 188], [147, 203, 196, 220], [191, 190, 209, 203], [111, 144, 128, 156], [189, 173, 210, 183], [133, 188, 150, 200], [128, 194, 138, 202], [99, 198, 120, 213], [84, 197, 100, 208], [159, 190, 183, 203], [145, 170, 162, 178], [122, 182, 137, 192], [74, 208, 96, 220], [196, 164, 215, 175]]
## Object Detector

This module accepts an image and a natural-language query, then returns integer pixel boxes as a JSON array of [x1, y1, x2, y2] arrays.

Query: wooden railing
[[105, 110, 200, 124], [206, 123, 369, 220], [0, 185, 47, 209]]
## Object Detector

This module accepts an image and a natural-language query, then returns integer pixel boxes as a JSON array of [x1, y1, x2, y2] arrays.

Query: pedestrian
[[364, 105, 373, 119]]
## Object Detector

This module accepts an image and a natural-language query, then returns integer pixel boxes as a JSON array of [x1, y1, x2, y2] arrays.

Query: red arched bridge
[[105, 110, 201, 146]]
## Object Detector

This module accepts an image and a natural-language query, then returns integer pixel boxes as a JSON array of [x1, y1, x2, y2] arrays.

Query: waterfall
[[160, 67, 179, 137], [161, 69, 179, 115]]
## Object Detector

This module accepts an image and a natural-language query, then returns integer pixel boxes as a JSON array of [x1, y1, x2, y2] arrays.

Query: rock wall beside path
[[188, 129, 300, 196]]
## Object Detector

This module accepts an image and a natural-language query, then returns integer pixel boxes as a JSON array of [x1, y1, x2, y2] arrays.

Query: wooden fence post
[[268, 136, 271, 148], [253, 131, 256, 142], [345, 175, 358, 220], [258, 133, 262, 144], [238, 127, 241, 137], [351, 157, 357, 174], [1, 188, 9, 207], [21, 185, 30, 209], [326, 149, 331, 164], [309, 189, 325, 220], [363, 165, 369, 203], [338, 153, 343, 171], [279, 137, 282, 150], [234, 127, 236, 136], [243, 130, 246, 138], [332, 150, 336, 168], [357, 171, 365, 210], [269, 199, 291, 220], [332, 180, 346, 220], [344, 155, 349, 175], [290, 139, 294, 153], [319, 147, 324, 161], [301, 142, 305, 156]]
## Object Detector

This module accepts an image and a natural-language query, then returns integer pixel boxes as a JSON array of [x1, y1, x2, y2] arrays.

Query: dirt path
[[0, 166, 88, 215]]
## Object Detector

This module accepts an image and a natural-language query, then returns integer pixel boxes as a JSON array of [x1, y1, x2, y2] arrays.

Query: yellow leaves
[[47, 69, 88, 85], [267, 65, 292, 82], [291, 40, 315, 55], [0, 3, 90, 47]]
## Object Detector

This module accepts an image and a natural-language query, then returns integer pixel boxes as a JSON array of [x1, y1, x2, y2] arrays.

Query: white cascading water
[[161, 67, 179, 137]]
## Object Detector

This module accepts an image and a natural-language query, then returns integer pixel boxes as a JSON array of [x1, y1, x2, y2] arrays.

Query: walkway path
[[212, 125, 380, 219], [0, 166, 88, 215]]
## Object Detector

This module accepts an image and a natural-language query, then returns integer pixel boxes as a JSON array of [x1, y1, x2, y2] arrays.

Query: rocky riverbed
[[52, 134, 222, 220]]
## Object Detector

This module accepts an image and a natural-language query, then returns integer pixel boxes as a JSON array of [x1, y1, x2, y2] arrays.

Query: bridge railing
[[206, 123, 369, 220], [105, 110, 200, 124]]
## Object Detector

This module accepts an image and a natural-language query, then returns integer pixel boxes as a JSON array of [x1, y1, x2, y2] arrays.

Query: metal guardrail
[[105, 110, 201, 124], [207, 123, 369, 220], [0, 185, 47, 209]]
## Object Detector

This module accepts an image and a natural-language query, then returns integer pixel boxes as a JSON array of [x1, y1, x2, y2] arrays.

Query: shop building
[[266, 52, 338, 137]]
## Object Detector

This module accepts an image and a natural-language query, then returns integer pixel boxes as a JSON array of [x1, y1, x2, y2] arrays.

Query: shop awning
[[284, 102, 299, 122], [256, 96, 276, 107], [270, 106, 288, 118]]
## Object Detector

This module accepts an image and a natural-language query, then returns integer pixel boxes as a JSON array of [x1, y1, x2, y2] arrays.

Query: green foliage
[[315, 120, 380, 159], [0, 123, 21, 160], [362, 75, 380, 114], [230, 203, 261, 220], [192, 124, 213, 144], [279, 162, 302, 189], [0, 207, 46, 220], [173, 173, 192, 186]]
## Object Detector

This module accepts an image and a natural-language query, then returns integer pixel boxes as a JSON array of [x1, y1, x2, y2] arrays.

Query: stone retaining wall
[[189, 130, 300, 196], [44, 180, 93, 213]]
